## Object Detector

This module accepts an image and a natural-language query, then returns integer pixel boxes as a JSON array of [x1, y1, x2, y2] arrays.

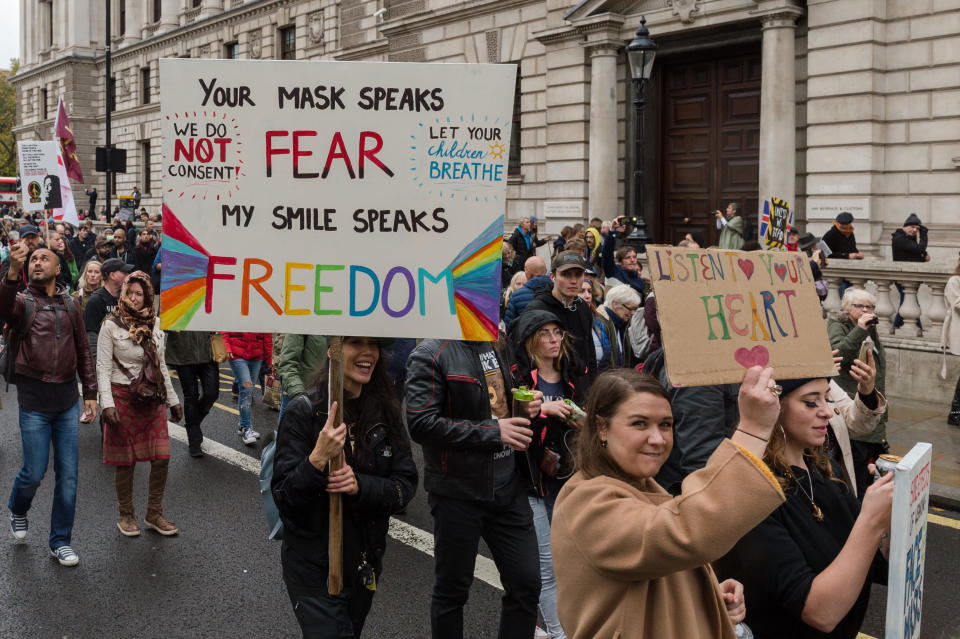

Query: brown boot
[[144, 459, 178, 536], [115, 466, 139, 536]]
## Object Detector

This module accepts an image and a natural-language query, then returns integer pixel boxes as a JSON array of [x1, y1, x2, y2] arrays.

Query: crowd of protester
[[2, 203, 954, 639]]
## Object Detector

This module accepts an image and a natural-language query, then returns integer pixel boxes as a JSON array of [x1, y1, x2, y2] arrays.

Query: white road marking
[[166, 422, 505, 591]]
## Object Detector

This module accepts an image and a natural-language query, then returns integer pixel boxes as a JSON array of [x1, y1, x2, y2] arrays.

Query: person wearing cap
[[717, 366, 892, 639], [785, 228, 800, 252], [524, 251, 599, 379], [796, 232, 828, 302], [822, 212, 864, 260], [84, 235, 113, 268], [891, 213, 929, 330], [0, 225, 43, 291], [84, 258, 135, 357], [273, 336, 417, 636]]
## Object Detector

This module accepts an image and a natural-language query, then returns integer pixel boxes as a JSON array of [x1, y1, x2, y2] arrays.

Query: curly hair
[[763, 421, 847, 491]]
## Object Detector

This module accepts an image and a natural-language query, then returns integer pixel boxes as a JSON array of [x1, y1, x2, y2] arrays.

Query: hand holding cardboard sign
[[732, 366, 781, 457]]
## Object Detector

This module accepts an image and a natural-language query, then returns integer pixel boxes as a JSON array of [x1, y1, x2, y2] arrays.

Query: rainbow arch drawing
[[449, 215, 503, 341], [158, 204, 210, 330]]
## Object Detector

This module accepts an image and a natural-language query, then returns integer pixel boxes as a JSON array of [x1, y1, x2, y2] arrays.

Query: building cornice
[[378, 0, 533, 38], [333, 39, 390, 61], [533, 13, 626, 46]]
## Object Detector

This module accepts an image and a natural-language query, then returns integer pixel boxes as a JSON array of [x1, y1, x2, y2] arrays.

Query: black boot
[[949, 378, 960, 426], [185, 422, 204, 457]]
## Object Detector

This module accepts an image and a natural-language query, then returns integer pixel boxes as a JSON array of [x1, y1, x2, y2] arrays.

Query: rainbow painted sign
[[158, 59, 515, 340]]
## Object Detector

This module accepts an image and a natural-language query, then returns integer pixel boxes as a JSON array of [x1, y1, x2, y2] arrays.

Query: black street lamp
[[624, 16, 657, 253]]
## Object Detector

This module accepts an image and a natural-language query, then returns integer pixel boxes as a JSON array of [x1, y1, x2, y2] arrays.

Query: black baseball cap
[[552, 252, 595, 276], [101, 258, 134, 277], [19, 225, 39, 237]]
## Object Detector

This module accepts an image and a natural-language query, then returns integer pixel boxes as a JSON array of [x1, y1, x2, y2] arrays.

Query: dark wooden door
[[658, 49, 761, 246]]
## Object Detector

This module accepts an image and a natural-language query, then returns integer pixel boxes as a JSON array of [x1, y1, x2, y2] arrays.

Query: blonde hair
[[503, 271, 526, 306], [840, 287, 877, 312]]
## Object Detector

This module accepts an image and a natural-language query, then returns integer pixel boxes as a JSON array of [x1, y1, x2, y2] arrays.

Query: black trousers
[[174, 362, 219, 447], [286, 587, 374, 639], [428, 476, 540, 639]]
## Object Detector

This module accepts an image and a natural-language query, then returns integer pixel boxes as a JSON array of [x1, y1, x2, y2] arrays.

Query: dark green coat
[[165, 330, 215, 367], [826, 317, 886, 441], [275, 334, 328, 400]]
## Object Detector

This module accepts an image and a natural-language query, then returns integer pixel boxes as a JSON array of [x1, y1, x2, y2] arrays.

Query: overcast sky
[[1, 0, 20, 69]]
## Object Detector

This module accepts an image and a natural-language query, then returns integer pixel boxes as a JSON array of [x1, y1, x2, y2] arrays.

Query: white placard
[[885, 442, 932, 639], [158, 59, 516, 340], [16, 141, 62, 211]]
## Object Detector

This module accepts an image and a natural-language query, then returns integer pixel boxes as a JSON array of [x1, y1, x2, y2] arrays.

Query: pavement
[[885, 394, 960, 509]]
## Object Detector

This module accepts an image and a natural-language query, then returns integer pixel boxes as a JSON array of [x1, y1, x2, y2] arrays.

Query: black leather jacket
[[405, 339, 521, 502]]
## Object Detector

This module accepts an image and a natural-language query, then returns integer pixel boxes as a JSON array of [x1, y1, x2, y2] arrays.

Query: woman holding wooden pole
[[272, 336, 418, 639]]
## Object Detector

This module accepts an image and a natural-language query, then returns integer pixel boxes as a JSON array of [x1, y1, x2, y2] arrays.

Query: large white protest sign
[[17, 141, 63, 212], [885, 442, 932, 639], [158, 59, 515, 340]]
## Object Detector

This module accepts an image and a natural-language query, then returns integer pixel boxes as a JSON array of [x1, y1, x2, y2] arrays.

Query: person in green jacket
[[165, 331, 219, 458], [827, 287, 887, 497], [715, 203, 745, 250], [275, 333, 328, 422]]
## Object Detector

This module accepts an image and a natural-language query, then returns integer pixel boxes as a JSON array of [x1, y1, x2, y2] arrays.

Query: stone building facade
[[12, 0, 960, 258]]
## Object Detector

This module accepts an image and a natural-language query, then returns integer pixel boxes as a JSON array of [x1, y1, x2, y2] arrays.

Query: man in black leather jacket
[[406, 337, 542, 639]]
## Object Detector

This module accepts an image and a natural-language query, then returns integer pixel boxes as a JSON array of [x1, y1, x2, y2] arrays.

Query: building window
[[225, 42, 239, 59], [152, 0, 161, 23], [40, 87, 48, 120], [141, 140, 152, 195], [43, 1, 53, 48], [279, 26, 296, 60], [108, 77, 116, 112], [192, 0, 201, 7], [141, 67, 151, 104], [508, 67, 521, 176], [119, 0, 126, 36]]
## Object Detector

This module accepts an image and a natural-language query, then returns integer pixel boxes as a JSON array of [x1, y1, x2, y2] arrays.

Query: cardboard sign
[[16, 141, 62, 211], [885, 442, 932, 639], [158, 59, 515, 340], [647, 246, 835, 386], [759, 197, 792, 249]]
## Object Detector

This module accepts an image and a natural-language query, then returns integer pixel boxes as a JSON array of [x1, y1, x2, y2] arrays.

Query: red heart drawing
[[774, 264, 788, 281], [738, 259, 755, 279], [734, 345, 770, 369]]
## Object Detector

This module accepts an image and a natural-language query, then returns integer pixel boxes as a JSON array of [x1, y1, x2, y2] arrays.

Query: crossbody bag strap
[[112, 352, 136, 380]]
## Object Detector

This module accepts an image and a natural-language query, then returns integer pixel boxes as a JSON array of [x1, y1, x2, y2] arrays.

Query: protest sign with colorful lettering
[[886, 442, 932, 639], [647, 246, 836, 386], [759, 197, 792, 249], [158, 59, 515, 340]]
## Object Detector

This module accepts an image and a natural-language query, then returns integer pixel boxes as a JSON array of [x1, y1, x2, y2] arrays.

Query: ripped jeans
[[228, 358, 262, 431]]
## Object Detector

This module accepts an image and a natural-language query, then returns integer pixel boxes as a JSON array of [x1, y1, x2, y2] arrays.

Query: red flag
[[54, 98, 84, 184]]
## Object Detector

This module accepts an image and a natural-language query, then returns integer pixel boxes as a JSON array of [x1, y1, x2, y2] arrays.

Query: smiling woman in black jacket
[[272, 336, 418, 639]]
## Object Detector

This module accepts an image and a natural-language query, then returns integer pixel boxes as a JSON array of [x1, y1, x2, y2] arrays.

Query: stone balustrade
[[821, 258, 956, 351]]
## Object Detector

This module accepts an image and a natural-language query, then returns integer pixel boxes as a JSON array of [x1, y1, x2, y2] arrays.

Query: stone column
[[122, 0, 145, 46], [758, 9, 801, 211], [586, 43, 619, 222], [200, 0, 224, 19], [159, 0, 180, 32]]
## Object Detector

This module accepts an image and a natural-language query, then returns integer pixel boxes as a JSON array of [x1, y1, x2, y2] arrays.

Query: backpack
[[0, 290, 81, 389], [259, 429, 284, 540]]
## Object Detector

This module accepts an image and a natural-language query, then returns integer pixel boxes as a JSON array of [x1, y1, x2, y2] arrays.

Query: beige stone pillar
[[587, 43, 619, 222], [200, 0, 224, 19], [122, 0, 144, 46], [159, 0, 180, 32], [758, 9, 801, 212]]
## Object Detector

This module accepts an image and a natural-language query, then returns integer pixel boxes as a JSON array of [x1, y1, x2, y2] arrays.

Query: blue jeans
[[8, 402, 81, 550], [278, 391, 294, 426], [229, 358, 262, 431], [528, 495, 565, 639]]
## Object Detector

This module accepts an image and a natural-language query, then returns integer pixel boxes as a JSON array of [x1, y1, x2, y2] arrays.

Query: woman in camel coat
[[551, 367, 786, 639]]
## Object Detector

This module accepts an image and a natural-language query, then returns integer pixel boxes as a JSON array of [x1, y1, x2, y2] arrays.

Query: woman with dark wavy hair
[[272, 336, 418, 638], [717, 377, 894, 639]]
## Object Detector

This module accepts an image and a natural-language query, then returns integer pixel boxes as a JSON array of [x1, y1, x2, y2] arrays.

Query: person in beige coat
[[552, 367, 787, 639], [941, 253, 960, 425]]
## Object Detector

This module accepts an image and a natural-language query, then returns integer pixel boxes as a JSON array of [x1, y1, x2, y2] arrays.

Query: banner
[[759, 197, 792, 249], [647, 246, 836, 386], [158, 59, 515, 339], [885, 442, 932, 639], [51, 151, 80, 226], [54, 97, 85, 183], [16, 141, 62, 211]]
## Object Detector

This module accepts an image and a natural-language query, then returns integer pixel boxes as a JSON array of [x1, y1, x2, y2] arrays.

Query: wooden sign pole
[[327, 336, 345, 596]]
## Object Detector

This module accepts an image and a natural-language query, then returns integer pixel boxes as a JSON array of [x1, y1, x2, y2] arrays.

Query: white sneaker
[[240, 428, 257, 445], [534, 627, 550, 639], [51, 545, 80, 567]]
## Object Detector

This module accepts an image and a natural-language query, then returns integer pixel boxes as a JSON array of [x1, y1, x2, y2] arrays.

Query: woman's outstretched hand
[[737, 366, 781, 442]]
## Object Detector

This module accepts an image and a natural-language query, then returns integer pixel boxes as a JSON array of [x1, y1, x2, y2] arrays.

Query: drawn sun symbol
[[488, 142, 506, 160]]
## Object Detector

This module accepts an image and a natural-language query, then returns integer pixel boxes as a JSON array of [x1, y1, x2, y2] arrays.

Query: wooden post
[[327, 336, 345, 596]]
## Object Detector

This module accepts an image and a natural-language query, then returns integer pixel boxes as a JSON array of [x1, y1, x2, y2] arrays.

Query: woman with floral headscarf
[[97, 271, 182, 537]]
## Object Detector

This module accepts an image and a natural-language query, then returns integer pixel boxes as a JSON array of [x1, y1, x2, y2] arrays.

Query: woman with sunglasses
[[509, 310, 589, 639], [827, 288, 887, 495]]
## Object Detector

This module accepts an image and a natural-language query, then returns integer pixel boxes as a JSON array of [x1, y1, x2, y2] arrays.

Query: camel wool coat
[[551, 439, 785, 639]]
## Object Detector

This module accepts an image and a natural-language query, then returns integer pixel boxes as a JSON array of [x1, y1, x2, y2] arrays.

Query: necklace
[[793, 468, 824, 523]]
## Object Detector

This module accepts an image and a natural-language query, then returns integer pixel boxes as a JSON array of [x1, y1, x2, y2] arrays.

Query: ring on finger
[[768, 384, 783, 397]]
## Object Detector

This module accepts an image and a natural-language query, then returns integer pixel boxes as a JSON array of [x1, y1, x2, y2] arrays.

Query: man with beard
[[0, 243, 98, 566], [0, 225, 43, 291]]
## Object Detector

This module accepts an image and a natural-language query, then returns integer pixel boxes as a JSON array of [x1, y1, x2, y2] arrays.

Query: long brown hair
[[764, 405, 846, 491], [523, 323, 574, 373], [577, 368, 671, 485]]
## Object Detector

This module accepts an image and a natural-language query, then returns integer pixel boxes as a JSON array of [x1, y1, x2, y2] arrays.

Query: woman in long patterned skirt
[[97, 271, 182, 537]]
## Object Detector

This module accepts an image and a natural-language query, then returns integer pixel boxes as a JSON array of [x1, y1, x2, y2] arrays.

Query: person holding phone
[[827, 288, 887, 495]]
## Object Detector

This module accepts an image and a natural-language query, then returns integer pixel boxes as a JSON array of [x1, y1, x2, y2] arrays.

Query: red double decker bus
[[0, 177, 17, 206]]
